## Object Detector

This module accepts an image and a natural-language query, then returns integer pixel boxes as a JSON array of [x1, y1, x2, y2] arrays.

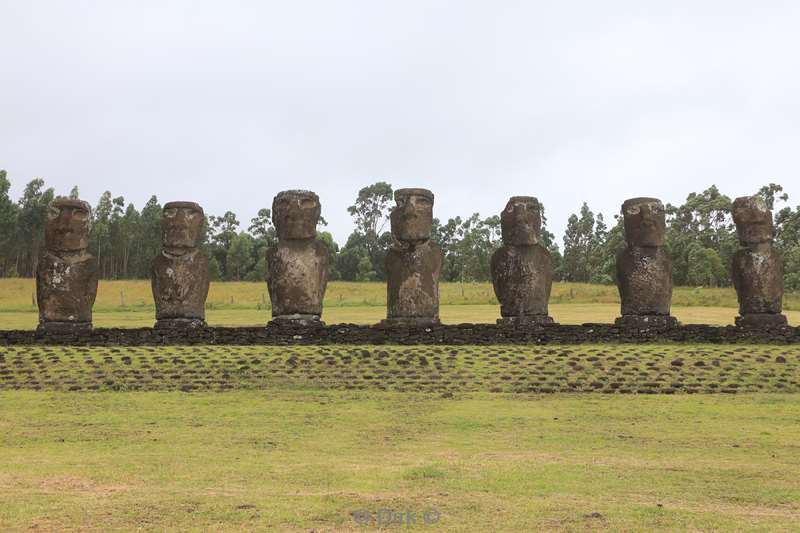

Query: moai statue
[[151, 201, 209, 329], [615, 197, 678, 328], [491, 196, 554, 325], [267, 190, 328, 325], [382, 188, 443, 327], [731, 195, 787, 327], [36, 198, 98, 332]]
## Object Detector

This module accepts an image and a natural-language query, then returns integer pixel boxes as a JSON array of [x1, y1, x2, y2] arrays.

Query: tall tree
[[341, 182, 394, 279], [666, 185, 735, 286], [562, 203, 597, 282], [16, 178, 55, 276], [0, 171, 20, 276], [226, 232, 254, 281], [346, 182, 393, 247]]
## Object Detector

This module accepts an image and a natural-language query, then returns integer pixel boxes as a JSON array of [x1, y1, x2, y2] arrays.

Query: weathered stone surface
[[152, 201, 209, 328], [491, 196, 553, 324], [267, 190, 328, 324], [384, 188, 442, 326], [614, 314, 679, 329], [3, 322, 799, 347], [36, 198, 98, 332], [615, 197, 676, 328], [735, 313, 787, 328], [731, 195, 786, 327]]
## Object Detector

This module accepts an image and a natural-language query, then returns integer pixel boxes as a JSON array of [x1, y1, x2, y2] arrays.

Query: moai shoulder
[[36, 198, 98, 332], [490, 196, 554, 324], [266, 190, 328, 326]]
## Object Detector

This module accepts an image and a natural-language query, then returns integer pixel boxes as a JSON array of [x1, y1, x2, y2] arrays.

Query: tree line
[[1, 170, 798, 290]]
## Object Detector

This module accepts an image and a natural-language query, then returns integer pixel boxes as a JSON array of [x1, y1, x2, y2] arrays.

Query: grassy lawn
[[3, 276, 799, 532], [1, 344, 798, 394], [1, 390, 798, 531]]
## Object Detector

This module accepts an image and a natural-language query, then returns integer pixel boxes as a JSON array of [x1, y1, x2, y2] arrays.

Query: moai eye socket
[[625, 205, 641, 216], [649, 202, 664, 214], [48, 206, 60, 219], [415, 196, 432, 207], [301, 198, 316, 209], [73, 209, 89, 221], [396, 197, 407, 208], [164, 208, 177, 218], [183, 209, 198, 221]]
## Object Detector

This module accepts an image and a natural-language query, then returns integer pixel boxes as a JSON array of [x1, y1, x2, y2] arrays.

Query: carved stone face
[[162, 201, 204, 249], [273, 190, 320, 240], [45, 198, 91, 252], [622, 197, 666, 247], [501, 196, 541, 246], [732, 195, 773, 245], [390, 188, 434, 243]]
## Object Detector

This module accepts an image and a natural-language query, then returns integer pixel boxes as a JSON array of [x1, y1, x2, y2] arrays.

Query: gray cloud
[[2, 1, 799, 245]]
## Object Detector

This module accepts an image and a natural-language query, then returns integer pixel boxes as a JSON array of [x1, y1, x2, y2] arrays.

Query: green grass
[[1, 390, 799, 531], [1, 344, 797, 394]]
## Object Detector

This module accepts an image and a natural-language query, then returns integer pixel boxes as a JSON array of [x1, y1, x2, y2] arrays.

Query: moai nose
[[641, 204, 653, 221], [56, 209, 71, 228]]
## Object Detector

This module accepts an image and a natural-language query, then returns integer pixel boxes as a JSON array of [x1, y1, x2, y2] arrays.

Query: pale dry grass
[[1, 278, 798, 329]]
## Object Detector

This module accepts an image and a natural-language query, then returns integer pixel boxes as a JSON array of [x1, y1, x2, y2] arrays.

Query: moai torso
[[732, 246, 783, 314], [490, 196, 553, 322], [36, 198, 98, 331], [383, 188, 443, 326], [152, 249, 209, 321], [615, 197, 676, 327], [151, 201, 209, 326], [385, 240, 443, 320], [266, 190, 328, 323], [37, 251, 98, 325], [731, 196, 786, 326], [616, 245, 672, 315], [492, 245, 552, 317], [267, 239, 328, 317]]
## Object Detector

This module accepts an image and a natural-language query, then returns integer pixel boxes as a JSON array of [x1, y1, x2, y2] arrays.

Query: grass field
[[1, 278, 798, 328], [1, 389, 799, 531], [1, 344, 798, 394], [4, 278, 800, 531]]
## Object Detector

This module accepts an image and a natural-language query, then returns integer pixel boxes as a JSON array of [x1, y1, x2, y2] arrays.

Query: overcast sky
[[2, 1, 799, 245]]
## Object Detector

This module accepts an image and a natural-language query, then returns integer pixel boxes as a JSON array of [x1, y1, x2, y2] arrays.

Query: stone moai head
[[390, 188, 434, 243], [732, 195, 773, 245], [622, 197, 666, 247], [162, 201, 204, 250], [501, 196, 541, 246], [45, 198, 91, 252], [272, 190, 321, 240]]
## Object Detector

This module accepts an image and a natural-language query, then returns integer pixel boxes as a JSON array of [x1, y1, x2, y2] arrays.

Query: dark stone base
[[615, 315, 679, 329], [735, 313, 788, 328], [380, 317, 441, 328], [269, 314, 325, 327], [497, 315, 555, 326], [154, 318, 207, 330], [37, 321, 93, 333], [4, 322, 800, 345]]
